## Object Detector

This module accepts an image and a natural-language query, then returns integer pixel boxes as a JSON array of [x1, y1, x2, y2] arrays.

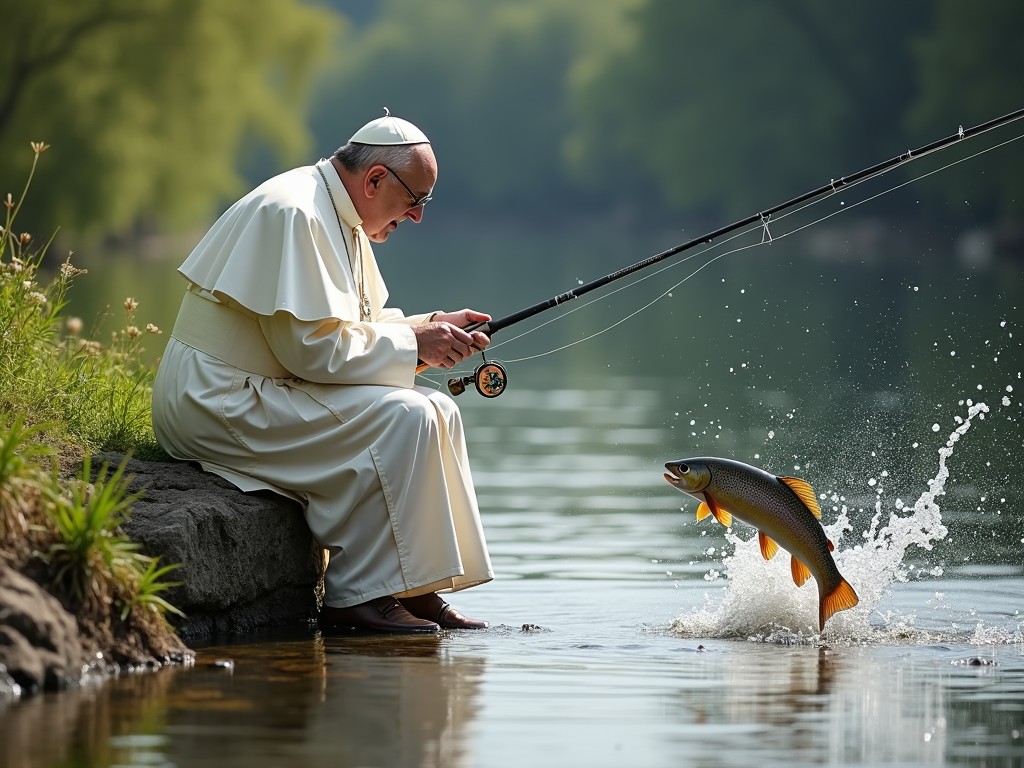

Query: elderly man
[[151, 111, 494, 633]]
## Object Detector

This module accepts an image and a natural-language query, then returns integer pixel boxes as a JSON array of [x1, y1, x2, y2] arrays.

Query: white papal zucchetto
[[349, 107, 430, 145]]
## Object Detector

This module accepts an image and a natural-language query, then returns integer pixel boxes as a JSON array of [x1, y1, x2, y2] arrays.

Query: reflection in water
[[158, 631, 484, 768], [312, 635, 484, 768], [684, 646, 950, 766], [0, 666, 185, 768], [0, 631, 485, 768]]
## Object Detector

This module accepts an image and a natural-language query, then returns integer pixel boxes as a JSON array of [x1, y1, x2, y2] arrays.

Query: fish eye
[[679, 463, 690, 474]]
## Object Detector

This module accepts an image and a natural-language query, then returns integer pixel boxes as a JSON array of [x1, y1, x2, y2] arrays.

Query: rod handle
[[414, 320, 493, 374]]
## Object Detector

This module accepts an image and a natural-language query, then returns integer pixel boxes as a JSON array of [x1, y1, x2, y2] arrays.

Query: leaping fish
[[664, 456, 859, 631]]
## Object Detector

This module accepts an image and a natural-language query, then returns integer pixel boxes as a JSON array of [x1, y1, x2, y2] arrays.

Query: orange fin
[[819, 578, 860, 631], [703, 494, 732, 528], [791, 556, 811, 587], [758, 531, 780, 561], [696, 501, 712, 521], [779, 476, 822, 518]]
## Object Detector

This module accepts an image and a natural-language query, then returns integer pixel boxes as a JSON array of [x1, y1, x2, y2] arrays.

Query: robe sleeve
[[378, 307, 437, 325], [259, 311, 421, 387]]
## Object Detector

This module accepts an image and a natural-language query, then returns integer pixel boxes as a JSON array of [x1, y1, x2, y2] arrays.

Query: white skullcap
[[349, 107, 430, 145]]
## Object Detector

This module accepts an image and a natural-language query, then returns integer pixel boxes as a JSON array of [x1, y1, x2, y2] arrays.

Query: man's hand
[[414, 309, 491, 369]]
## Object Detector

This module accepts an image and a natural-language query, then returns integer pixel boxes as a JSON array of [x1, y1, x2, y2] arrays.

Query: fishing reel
[[447, 354, 508, 398]]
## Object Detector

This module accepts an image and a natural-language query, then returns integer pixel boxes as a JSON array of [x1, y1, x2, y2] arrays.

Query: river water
[[2, 370, 1022, 767], [7, 214, 1024, 766]]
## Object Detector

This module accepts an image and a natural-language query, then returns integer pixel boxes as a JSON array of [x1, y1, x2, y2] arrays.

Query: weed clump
[[1, 142, 187, 672]]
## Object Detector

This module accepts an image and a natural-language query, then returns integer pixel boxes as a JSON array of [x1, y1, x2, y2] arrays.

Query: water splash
[[669, 400, 1021, 645]]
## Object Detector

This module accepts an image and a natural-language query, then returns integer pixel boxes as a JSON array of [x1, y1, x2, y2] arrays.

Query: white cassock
[[151, 158, 493, 608]]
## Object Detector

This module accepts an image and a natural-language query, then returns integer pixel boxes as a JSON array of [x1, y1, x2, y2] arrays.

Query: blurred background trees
[[0, 0, 338, 237], [1, 0, 1021, 247]]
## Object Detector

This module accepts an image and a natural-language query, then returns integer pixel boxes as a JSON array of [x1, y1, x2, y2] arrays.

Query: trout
[[664, 456, 859, 631]]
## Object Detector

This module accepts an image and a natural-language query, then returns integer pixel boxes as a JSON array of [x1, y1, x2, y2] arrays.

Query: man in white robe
[[151, 112, 494, 633]]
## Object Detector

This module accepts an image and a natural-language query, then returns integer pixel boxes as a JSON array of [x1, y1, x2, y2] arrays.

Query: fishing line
[[477, 127, 1024, 366], [416, 114, 1024, 392]]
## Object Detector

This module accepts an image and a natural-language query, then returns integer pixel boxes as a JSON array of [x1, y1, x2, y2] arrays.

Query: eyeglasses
[[381, 164, 432, 208]]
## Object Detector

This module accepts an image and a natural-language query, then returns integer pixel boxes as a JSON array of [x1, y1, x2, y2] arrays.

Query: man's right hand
[[414, 311, 491, 369]]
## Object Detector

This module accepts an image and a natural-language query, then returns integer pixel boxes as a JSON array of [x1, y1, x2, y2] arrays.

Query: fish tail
[[819, 578, 859, 631]]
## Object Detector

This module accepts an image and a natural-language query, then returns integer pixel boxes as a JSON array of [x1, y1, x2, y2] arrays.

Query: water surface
[[10, 228, 1024, 767], [3, 372, 1023, 767]]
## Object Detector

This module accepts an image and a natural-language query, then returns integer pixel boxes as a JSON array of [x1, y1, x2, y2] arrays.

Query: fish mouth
[[663, 472, 681, 486]]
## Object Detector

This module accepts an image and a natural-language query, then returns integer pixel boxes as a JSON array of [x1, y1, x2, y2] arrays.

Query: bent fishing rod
[[418, 106, 1024, 398]]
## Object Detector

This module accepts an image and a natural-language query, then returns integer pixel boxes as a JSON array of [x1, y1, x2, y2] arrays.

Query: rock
[[97, 453, 324, 645], [0, 564, 86, 695]]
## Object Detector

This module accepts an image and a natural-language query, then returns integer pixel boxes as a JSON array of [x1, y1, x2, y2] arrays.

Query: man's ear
[[364, 166, 387, 198]]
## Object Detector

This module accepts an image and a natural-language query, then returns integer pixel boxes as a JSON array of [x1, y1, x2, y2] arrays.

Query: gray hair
[[332, 143, 419, 173]]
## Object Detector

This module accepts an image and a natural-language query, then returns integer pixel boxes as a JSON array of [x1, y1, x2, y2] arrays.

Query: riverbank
[[0, 450, 323, 698]]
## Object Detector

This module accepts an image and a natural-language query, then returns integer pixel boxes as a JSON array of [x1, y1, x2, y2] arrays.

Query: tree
[[307, 0, 638, 220], [0, 0, 340, 238], [567, 0, 933, 220]]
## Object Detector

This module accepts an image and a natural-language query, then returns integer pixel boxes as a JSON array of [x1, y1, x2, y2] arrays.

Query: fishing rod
[[422, 105, 1024, 398]]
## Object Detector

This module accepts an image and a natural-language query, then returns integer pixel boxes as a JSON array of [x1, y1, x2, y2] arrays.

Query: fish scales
[[711, 462, 833, 571], [664, 456, 859, 630]]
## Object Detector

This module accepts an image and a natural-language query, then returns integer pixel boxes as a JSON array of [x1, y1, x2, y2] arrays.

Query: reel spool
[[447, 356, 507, 398]]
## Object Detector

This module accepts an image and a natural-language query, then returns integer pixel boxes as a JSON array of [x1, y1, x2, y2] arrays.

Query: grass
[[1, 146, 166, 461], [1, 142, 186, 665]]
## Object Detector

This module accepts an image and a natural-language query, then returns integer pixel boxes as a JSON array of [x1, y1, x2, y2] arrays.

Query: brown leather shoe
[[400, 593, 488, 630], [320, 596, 440, 634]]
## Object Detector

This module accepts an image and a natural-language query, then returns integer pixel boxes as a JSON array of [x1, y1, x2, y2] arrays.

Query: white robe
[[151, 159, 493, 608]]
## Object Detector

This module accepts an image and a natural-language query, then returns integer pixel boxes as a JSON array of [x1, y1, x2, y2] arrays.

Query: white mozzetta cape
[[181, 158, 426, 323]]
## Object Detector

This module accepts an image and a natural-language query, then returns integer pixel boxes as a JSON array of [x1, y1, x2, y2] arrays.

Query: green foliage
[[0, 0, 340, 238], [0, 414, 52, 541], [121, 558, 184, 622], [1, 0, 1020, 241], [309, 0, 638, 217], [44, 454, 144, 606], [0, 414, 49, 490], [0, 411, 183, 624], [304, 0, 1021, 229], [567, 0, 933, 220], [0, 144, 165, 458], [57, 299, 165, 457], [0, 145, 182, 628]]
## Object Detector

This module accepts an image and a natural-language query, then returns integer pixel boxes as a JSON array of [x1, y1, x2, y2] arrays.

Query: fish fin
[[819, 578, 860, 631], [758, 531, 780, 561], [779, 476, 822, 519], [791, 556, 812, 587], [703, 495, 732, 528], [827, 539, 835, 552], [696, 501, 712, 521]]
